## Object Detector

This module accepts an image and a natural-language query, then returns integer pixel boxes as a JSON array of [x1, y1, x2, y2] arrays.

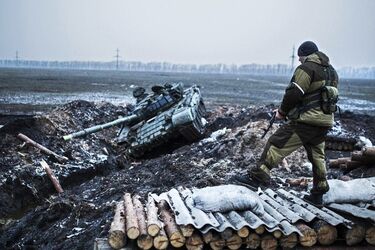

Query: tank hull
[[117, 84, 206, 157]]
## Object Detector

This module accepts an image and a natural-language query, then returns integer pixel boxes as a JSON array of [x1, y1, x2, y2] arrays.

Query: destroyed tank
[[63, 82, 207, 157]]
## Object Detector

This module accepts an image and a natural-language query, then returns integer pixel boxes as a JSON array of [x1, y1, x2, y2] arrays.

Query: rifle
[[261, 111, 276, 139]]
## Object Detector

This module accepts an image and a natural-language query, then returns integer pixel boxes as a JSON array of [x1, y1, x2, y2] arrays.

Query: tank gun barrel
[[63, 114, 138, 141]]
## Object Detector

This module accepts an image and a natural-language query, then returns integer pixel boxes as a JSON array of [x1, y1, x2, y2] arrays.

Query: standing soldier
[[234, 41, 339, 206]]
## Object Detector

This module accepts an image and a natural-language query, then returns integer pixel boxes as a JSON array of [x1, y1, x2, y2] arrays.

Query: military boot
[[303, 193, 323, 208], [248, 164, 271, 185], [230, 165, 271, 190], [303, 181, 329, 208]]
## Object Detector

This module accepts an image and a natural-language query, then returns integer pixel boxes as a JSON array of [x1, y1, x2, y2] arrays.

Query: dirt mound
[[0, 101, 374, 249], [0, 100, 131, 219]]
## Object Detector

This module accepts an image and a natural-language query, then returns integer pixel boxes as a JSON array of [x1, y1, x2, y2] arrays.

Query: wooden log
[[40, 160, 64, 193], [220, 228, 233, 240], [133, 195, 153, 250], [345, 224, 366, 246], [243, 232, 260, 249], [255, 225, 265, 235], [279, 232, 298, 249], [146, 195, 161, 237], [362, 147, 375, 163], [339, 163, 347, 169], [153, 227, 169, 250], [226, 234, 242, 250], [17, 133, 68, 163], [237, 226, 250, 238], [202, 230, 214, 244], [186, 232, 204, 250], [286, 177, 310, 187], [260, 234, 277, 250], [209, 233, 225, 250], [272, 230, 282, 239], [340, 160, 363, 171], [351, 151, 364, 162], [296, 223, 317, 247], [347, 160, 363, 168], [108, 201, 126, 249], [365, 226, 375, 245], [157, 200, 185, 248], [351, 151, 373, 165], [313, 220, 337, 245], [180, 224, 195, 237], [123, 193, 140, 239], [363, 146, 375, 158], [329, 157, 351, 168]]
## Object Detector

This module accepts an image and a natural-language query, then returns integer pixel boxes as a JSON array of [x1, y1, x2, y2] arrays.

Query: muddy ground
[[0, 98, 374, 249]]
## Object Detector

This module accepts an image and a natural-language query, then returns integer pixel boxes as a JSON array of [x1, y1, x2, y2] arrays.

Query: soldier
[[234, 41, 339, 206]]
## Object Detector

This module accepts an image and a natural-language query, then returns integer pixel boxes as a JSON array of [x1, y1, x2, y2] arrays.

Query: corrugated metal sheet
[[328, 203, 375, 223], [152, 185, 354, 237], [275, 189, 353, 227]]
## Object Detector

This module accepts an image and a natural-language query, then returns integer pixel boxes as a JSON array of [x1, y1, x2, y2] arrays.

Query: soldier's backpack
[[321, 85, 339, 114], [288, 65, 339, 119]]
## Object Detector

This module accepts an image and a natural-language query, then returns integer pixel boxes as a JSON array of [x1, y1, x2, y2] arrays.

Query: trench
[[0, 154, 119, 227]]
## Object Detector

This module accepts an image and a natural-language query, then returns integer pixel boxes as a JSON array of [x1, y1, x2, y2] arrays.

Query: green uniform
[[251, 51, 339, 194]]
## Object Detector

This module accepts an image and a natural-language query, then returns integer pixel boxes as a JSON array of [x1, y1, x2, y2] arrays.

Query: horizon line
[[1, 58, 374, 69]]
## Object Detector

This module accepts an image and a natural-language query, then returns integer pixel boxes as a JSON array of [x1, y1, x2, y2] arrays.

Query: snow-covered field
[[1, 68, 374, 115]]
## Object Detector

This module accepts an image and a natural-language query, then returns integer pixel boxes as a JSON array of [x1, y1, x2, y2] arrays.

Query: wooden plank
[[18, 133, 68, 163], [40, 160, 64, 193]]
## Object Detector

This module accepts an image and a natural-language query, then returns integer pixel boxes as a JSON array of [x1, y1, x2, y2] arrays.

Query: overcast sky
[[0, 0, 374, 67]]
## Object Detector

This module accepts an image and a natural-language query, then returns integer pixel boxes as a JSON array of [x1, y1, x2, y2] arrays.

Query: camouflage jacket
[[279, 51, 339, 127]]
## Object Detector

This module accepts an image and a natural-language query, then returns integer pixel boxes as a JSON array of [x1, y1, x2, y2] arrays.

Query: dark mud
[[0, 99, 374, 249]]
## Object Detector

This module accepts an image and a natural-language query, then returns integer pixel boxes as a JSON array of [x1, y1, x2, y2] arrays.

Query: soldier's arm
[[279, 67, 311, 116]]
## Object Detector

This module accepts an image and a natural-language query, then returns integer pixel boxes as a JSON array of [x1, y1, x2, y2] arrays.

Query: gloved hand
[[273, 108, 286, 120]]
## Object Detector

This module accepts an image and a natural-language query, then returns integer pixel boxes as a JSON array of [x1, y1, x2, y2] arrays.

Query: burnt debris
[[0, 100, 374, 249]]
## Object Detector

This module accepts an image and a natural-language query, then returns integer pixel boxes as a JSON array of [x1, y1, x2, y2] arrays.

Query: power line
[[114, 48, 120, 70], [15, 51, 19, 66], [290, 45, 295, 71]]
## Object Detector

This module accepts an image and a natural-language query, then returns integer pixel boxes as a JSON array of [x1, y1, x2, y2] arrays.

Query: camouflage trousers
[[251, 121, 330, 194]]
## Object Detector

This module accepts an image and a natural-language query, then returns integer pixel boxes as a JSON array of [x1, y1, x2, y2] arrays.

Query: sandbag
[[192, 184, 264, 214], [323, 177, 375, 204]]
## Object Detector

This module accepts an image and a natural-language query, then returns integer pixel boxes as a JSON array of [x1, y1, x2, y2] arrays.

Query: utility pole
[[290, 45, 295, 71], [114, 48, 120, 70], [15, 51, 19, 66]]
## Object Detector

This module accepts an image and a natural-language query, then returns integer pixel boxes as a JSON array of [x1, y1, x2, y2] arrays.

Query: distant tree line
[[0, 59, 374, 79]]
